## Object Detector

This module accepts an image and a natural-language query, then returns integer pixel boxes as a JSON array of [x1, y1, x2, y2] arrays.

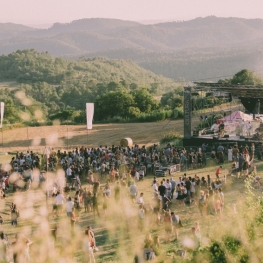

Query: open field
[[0, 119, 188, 152], [1, 120, 263, 262], [0, 81, 18, 90]]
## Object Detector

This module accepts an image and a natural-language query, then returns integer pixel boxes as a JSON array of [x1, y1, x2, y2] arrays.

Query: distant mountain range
[[1, 16, 263, 81]]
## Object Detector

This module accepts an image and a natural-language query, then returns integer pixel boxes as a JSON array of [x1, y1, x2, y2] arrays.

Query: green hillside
[[0, 49, 176, 87], [0, 49, 182, 124]]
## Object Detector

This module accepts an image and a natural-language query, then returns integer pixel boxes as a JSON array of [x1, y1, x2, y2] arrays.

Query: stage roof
[[193, 82, 263, 98]]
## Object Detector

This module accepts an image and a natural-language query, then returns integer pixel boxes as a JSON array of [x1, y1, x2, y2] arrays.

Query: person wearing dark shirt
[[185, 178, 191, 197], [158, 181, 166, 197], [93, 180, 100, 194], [114, 181, 121, 202]]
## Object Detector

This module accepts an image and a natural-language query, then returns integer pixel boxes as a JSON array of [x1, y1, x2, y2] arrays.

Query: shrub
[[209, 241, 227, 263], [223, 235, 241, 254], [160, 131, 182, 144]]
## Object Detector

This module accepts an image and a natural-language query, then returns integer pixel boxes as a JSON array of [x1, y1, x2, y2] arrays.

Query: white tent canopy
[[220, 110, 253, 122]]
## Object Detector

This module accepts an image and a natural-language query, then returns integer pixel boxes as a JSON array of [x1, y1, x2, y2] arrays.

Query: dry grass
[[0, 81, 18, 90], [0, 120, 188, 152], [0, 157, 258, 262]]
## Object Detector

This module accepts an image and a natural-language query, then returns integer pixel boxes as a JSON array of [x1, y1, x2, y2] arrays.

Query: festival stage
[[183, 133, 259, 148]]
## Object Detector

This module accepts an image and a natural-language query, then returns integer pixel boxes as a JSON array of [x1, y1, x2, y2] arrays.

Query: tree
[[132, 88, 159, 113], [230, 69, 263, 85], [160, 91, 183, 109], [127, 106, 141, 118], [95, 91, 134, 120]]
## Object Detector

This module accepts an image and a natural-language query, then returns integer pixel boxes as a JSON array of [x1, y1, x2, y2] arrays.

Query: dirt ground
[[0, 119, 187, 152]]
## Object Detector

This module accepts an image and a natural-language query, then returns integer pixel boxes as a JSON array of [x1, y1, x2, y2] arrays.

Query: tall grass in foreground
[[1, 163, 263, 262]]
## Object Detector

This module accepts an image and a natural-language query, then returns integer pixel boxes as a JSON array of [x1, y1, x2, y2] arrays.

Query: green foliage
[[0, 50, 176, 93], [223, 236, 241, 255], [95, 91, 134, 120], [209, 241, 227, 263], [239, 254, 250, 263], [49, 110, 82, 122], [160, 131, 182, 144], [132, 88, 159, 113], [160, 91, 183, 109], [127, 106, 141, 118], [231, 69, 263, 85], [0, 50, 183, 124], [218, 69, 263, 86]]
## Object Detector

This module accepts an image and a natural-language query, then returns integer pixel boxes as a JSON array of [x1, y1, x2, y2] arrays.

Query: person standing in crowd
[[232, 145, 239, 162], [66, 197, 74, 218], [192, 221, 201, 247], [163, 210, 173, 243], [238, 154, 245, 177], [246, 122, 252, 137], [10, 204, 19, 226], [171, 211, 180, 241], [158, 181, 166, 199], [114, 181, 121, 203], [228, 146, 233, 162], [66, 166, 72, 182], [170, 177, 176, 199], [83, 229, 96, 263], [215, 166, 222, 179], [92, 193, 100, 218], [55, 191, 65, 217], [138, 204, 145, 231], [71, 207, 77, 230], [11, 234, 33, 263], [129, 181, 138, 204], [86, 226, 98, 251]]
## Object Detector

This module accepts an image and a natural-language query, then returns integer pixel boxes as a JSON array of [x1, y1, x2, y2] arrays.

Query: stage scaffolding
[[183, 83, 263, 139]]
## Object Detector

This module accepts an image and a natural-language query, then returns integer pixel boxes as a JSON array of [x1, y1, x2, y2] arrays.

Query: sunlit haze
[[1, 0, 263, 28]]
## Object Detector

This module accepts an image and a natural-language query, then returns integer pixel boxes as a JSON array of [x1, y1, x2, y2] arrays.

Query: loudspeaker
[[240, 136, 245, 139], [245, 138, 249, 141], [224, 135, 229, 138]]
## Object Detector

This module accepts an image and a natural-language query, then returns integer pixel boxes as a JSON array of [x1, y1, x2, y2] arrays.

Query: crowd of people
[[0, 140, 260, 262]]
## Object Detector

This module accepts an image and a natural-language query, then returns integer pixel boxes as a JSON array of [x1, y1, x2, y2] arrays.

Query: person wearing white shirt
[[152, 180, 158, 197], [129, 182, 138, 203], [1, 181, 5, 192], [139, 169, 145, 180], [66, 197, 74, 217], [164, 179, 172, 197], [138, 205, 145, 231], [55, 192, 65, 215], [135, 171, 140, 181], [176, 177, 183, 186], [136, 193, 144, 205], [246, 122, 252, 137], [66, 167, 72, 182], [20, 159, 25, 166]]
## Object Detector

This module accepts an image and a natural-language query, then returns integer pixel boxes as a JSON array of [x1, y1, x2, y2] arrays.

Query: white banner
[[86, 103, 94, 130], [0, 102, 4, 129]]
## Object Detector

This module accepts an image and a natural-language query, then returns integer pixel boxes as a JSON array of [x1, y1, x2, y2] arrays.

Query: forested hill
[[2, 17, 263, 54], [0, 49, 176, 89], [1, 16, 263, 81], [0, 50, 185, 125]]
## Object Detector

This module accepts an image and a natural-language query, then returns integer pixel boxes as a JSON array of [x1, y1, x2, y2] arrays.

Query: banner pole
[[67, 120, 69, 150], [1, 128, 3, 149], [87, 114, 89, 148]]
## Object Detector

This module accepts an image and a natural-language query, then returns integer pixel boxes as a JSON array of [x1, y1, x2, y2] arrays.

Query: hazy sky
[[2, 0, 263, 27]]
